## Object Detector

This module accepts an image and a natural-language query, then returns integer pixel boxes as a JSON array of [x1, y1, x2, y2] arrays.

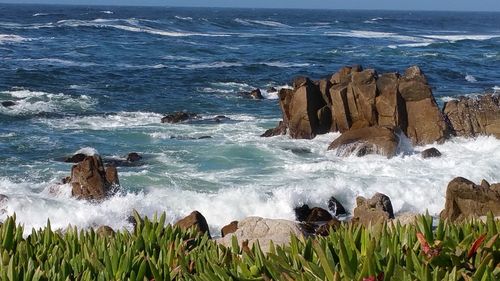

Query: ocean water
[[1, 4, 499, 234]]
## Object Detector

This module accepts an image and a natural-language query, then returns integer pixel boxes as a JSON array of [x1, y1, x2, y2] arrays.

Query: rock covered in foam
[[328, 126, 400, 158], [421, 147, 442, 158], [70, 155, 119, 201], [440, 177, 500, 222], [161, 111, 198, 123], [240, 88, 264, 99], [1, 101, 16, 107], [216, 217, 304, 253], [443, 94, 500, 138]]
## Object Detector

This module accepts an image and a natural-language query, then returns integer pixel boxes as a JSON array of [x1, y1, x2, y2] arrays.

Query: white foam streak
[[0, 34, 28, 44], [465, 74, 477, 83], [235, 18, 290, 28], [422, 34, 499, 42]]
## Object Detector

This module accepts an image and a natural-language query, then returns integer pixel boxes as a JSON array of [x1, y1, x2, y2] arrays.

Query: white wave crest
[[494, 86, 500, 93], [186, 62, 243, 69], [262, 62, 311, 68], [0, 34, 28, 44], [235, 18, 290, 28], [174, 15, 193, 21], [0, 89, 96, 116], [74, 147, 100, 156], [465, 74, 477, 83], [422, 34, 499, 42]]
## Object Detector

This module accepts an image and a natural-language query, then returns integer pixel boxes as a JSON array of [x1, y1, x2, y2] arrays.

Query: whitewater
[[0, 4, 499, 235]]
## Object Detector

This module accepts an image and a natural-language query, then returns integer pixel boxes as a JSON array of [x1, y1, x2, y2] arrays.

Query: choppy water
[[1, 4, 499, 234]]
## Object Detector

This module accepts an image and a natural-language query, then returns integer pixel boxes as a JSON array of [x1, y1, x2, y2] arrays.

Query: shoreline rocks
[[440, 177, 500, 222], [353, 193, 395, 226], [70, 155, 119, 201]]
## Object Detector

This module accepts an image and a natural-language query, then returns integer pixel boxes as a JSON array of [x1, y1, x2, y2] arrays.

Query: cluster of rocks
[[262, 65, 500, 157], [161, 112, 230, 125]]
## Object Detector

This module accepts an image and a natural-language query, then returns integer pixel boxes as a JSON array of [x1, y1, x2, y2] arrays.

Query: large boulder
[[262, 79, 329, 139], [328, 126, 400, 158], [376, 73, 407, 128], [174, 211, 211, 238], [440, 177, 500, 222], [346, 69, 378, 128], [443, 94, 500, 138], [70, 155, 118, 201], [399, 66, 449, 145], [216, 217, 304, 253], [353, 193, 395, 226]]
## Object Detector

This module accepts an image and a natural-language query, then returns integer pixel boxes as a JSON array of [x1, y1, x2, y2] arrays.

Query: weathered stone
[[221, 221, 238, 237], [126, 152, 142, 162], [354, 193, 394, 226], [329, 83, 351, 132], [306, 207, 333, 222], [421, 147, 441, 158], [64, 153, 87, 163], [293, 76, 312, 89], [174, 211, 211, 238], [328, 196, 347, 216], [348, 69, 378, 127], [399, 66, 449, 145], [328, 126, 400, 158], [376, 73, 407, 128], [70, 155, 115, 201], [315, 218, 341, 236], [260, 121, 287, 137], [161, 112, 198, 123], [105, 165, 119, 186], [443, 94, 500, 138], [241, 89, 264, 100], [440, 177, 500, 222], [294, 204, 311, 222], [96, 225, 115, 237], [216, 217, 304, 253], [318, 79, 332, 105]]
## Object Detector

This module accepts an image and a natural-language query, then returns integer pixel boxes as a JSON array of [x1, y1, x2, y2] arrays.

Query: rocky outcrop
[[328, 196, 347, 216], [353, 193, 395, 226], [161, 112, 198, 123], [216, 217, 304, 253], [443, 94, 500, 138], [263, 65, 457, 146], [263, 78, 329, 139], [421, 147, 441, 158], [399, 66, 450, 145], [221, 221, 238, 237], [70, 155, 119, 201], [174, 211, 211, 238], [328, 126, 400, 158], [126, 152, 142, 162], [241, 89, 264, 100], [64, 153, 86, 163], [96, 225, 115, 237], [440, 177, 500, 222]]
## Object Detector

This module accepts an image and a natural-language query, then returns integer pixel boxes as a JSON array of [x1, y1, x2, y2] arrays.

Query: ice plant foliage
[[0, 212, 498, 280]]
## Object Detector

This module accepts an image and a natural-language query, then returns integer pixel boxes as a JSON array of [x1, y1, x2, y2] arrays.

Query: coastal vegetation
[[0, 212, 498, 280]]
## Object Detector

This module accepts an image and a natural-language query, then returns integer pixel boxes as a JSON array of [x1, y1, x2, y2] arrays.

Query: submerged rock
[[241, 89, 264, 100], [70, 155, 119, 201], [1, 101, 16, 107], [126, 152, 142, 162], [440, 177, 500, 222], [328, 126, 400, 158], [353, 193, 394, 226], [174, 211, 211, 238], [161, 112, 198, 123], [421, 147, 442, 158]]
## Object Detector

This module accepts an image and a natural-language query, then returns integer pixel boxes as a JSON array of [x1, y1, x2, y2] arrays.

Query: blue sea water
[[0, 4, 499, 233]]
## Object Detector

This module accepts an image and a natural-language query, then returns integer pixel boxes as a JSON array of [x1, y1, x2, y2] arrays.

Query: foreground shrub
[[0, 212, 498, 280]]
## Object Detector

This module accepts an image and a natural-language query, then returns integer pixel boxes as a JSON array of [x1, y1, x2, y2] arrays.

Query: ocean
[[0, 4, 499, 234]]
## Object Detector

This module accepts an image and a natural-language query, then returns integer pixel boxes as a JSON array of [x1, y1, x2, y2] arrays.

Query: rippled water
[[1, 4, 499, 234]]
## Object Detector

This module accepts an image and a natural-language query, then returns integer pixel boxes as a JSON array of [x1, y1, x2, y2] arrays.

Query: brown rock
[[260, 121, 287, 137], [221, 221, 238, 237], [347, 69, 378, 127], [353, 193, 394, 226], [126, 152, 142, 162], [96, 225, 115, 236], [421, 147, 442, 158], [315, 218, 341, 236], [292, 76, 312, 89], [328, 126, 400, 158], [174, 211, 211, 238], [328, 196, 347, 216], [481, 179, 491, 188], [70, 155, 116, 201], [294, 204, 311, 222], [329, 83, 351, 132], [242, 89, 264, 100], [399, 66, 449, 145], [105, 165, 120, 186], [440, 177, 500, 222], [161, 112, 197, 123], [306, 207, 333, 222], [376, 73, 407, 128], [318, 78, 332, 105], [64, 153, 87, 163], [443, 94, 500, 138]]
